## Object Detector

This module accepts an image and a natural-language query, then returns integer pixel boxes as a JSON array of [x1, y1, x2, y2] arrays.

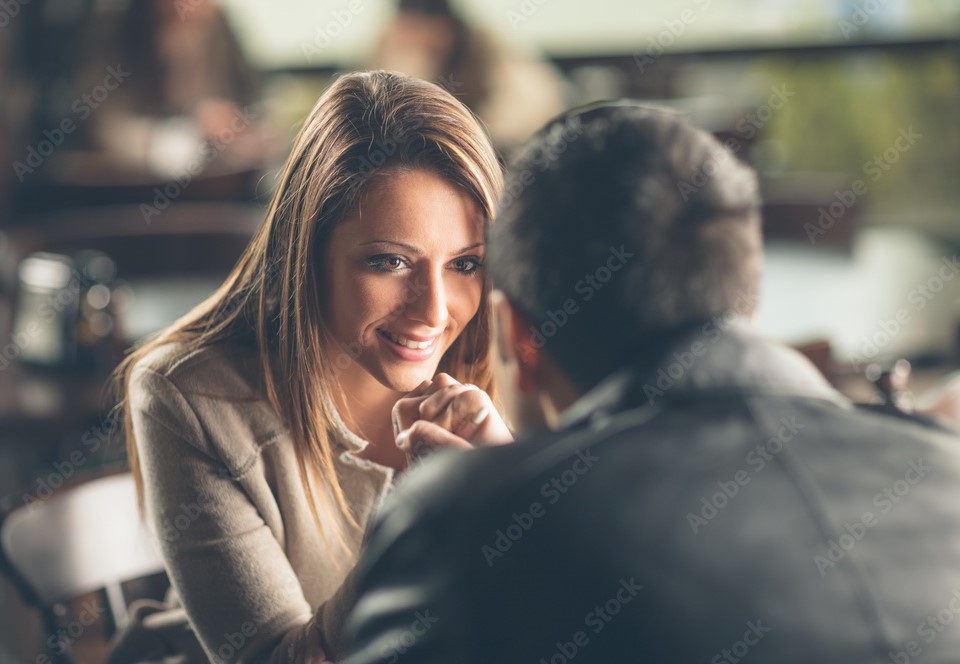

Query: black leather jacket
[[344, 326, 960, 663]]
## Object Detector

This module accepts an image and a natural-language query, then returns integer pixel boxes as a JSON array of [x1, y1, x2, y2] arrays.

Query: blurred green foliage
[[753, 50, 960, 230]]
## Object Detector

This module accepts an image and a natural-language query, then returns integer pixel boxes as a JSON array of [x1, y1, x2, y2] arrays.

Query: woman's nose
[[406, 269, 448, 328]]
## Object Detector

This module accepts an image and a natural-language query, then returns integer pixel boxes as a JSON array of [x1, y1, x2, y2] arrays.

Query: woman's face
[[323, 169, 486, 393]]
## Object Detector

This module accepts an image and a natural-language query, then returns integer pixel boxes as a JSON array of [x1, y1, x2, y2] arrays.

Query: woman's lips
[[377, 328, 441, 361]]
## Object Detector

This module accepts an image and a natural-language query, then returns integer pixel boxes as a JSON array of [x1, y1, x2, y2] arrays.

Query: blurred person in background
[[371, 0, 568, 154], [108, 71, 511, 664], [75, 0, 278, 178]]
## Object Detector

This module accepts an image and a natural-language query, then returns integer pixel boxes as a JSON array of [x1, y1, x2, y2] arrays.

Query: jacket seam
[[136, 365, 207, 444], [742, 394, 894, 658], [136, 408, 219, 465], [154, 342, 253, 380], [233, 432, 284, 480]]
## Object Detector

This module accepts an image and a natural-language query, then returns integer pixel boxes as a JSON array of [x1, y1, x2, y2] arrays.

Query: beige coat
[[127, 341, 394, 662]]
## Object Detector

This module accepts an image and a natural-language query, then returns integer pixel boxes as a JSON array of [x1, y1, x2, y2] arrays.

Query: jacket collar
[[558, 319, 850, 430]]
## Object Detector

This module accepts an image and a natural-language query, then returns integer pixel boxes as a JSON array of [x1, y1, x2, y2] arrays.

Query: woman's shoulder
[[132, 339, 262, 397], [128, 340, 281, 462]]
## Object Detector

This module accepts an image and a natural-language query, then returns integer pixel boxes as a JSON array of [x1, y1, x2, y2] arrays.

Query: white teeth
[[382, 330, 434, 350]]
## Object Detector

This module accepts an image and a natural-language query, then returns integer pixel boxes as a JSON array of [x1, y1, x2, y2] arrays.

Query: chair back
[[0, 473, 165, 635]]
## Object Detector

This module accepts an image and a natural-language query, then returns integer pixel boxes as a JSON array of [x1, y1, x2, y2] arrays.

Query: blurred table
[[13, 151, 268, 217]]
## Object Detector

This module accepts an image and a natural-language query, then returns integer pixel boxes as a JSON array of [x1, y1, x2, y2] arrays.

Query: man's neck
[[526, 356, 583, 431]]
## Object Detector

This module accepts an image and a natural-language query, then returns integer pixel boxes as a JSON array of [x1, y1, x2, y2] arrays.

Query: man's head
[[487, 104, 763, 430]]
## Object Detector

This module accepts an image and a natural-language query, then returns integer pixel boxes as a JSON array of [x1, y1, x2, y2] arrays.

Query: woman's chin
[[378, 364, 440, 393]]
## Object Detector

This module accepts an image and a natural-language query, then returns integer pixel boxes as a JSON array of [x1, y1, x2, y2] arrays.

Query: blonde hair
[[113, 71, 503, 549]]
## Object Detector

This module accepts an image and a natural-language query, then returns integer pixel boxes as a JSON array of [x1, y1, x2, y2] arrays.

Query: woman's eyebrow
[[454, 242, 485, 254], [359, 240, 485, 256], [359, 240, 422, 254]]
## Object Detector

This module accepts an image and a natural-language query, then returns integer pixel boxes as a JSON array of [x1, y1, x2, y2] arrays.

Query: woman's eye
[[451, 256, 483, 275], [366, 254, 408, 273]]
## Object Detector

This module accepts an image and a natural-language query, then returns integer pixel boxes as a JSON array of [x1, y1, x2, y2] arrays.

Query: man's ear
[[489, 290, 539, 393]]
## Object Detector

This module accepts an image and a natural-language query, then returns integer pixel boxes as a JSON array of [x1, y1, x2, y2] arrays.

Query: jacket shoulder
[[128, 341, 283, 471], [373, 425, 578, 533], [132, 340, 259, 394]]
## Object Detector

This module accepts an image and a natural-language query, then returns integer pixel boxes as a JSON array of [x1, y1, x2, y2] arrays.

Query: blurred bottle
[[12, 250, 123, 375]]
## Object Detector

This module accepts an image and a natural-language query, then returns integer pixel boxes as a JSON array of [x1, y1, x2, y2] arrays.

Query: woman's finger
[[430, 372, 460, 390], [396, 419, 472, 461], [393, 374, 465, 435], [418, 383, 479, 421], [392, 376, 443, 436], [418, 385, 512, 446], [392, 393, 423, 438], [426, 387, 487, 435], [445, 388, 514, 446]]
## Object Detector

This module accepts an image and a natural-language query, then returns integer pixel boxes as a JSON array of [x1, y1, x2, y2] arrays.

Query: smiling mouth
[[377, 328, 440, 350]]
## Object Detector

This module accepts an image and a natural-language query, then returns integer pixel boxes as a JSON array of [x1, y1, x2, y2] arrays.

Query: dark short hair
[[488, 104, 762, 390]]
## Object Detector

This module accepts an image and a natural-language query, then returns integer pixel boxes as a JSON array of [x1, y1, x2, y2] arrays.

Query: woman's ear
[[489, 290, 539, 393]]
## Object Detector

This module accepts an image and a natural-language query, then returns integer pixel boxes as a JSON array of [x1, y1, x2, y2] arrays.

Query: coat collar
[[558, 319, 850, 430]]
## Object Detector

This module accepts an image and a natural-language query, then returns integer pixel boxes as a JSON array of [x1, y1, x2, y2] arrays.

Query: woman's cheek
[[357, 276, 408, 321], [453, 277, 484, 321]]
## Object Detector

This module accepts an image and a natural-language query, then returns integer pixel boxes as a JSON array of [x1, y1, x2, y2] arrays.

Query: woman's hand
[[393, 373, 513, 461]]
